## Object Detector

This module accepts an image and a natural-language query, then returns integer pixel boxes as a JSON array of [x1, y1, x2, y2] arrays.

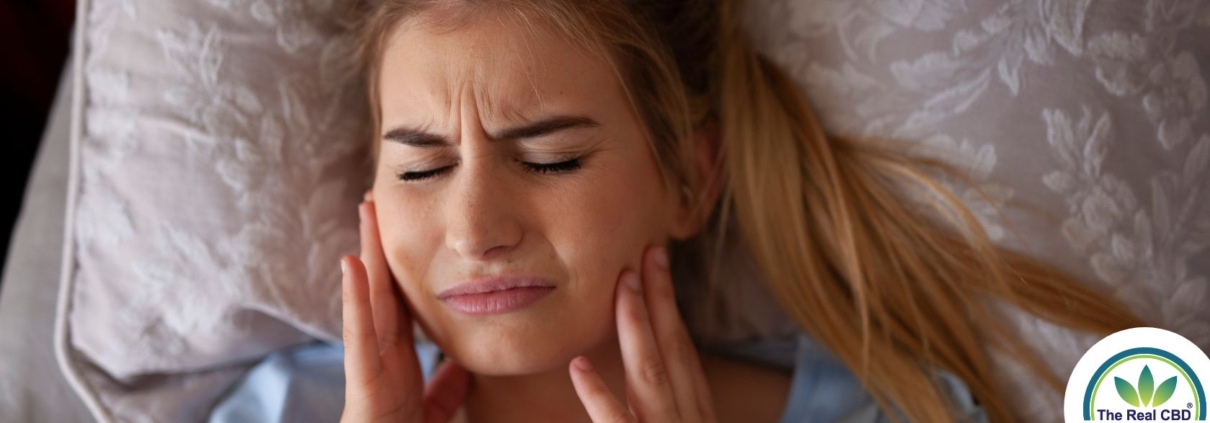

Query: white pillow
[[56, 0, 364, 421]]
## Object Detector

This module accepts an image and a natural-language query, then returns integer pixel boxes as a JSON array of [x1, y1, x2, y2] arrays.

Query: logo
[[1065, 327, 1210, 422]]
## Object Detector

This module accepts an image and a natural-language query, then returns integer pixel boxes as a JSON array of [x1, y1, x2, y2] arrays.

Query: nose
[[443, 153, 524, 261]]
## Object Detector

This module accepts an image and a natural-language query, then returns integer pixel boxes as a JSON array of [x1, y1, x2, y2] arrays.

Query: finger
[[570, 356, 635, 423], [616, 269, 679, 421], [360, 200, 404, 352], [423, 359, 471, 423], [341, 255, 381, 388], [642, 245, 715, 421], [361, 198, 425, 410]]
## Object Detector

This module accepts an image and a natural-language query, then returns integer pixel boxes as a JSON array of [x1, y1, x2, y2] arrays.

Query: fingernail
[[624, 271, 641, 293], [364, 190, 373, 202], [653, 246, 669, 269], [573, 356, 593, 372], [340, 258, 348, 275]]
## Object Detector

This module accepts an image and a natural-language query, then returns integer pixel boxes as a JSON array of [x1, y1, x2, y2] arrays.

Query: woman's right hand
[[341, 193, 470, 423]]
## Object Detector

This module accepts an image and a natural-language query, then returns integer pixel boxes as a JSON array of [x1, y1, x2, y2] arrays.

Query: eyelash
[[396, 158, 583, 182], [522, 158, 583, 174], [397, 166, 452, 182]]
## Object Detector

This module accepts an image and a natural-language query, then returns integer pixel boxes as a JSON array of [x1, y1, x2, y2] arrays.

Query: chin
[[433, 313, 614, 376], [455, 337, 570, 375]]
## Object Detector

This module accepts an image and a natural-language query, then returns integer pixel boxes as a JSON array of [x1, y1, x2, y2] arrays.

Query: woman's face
[[373, 9, 685, 375]]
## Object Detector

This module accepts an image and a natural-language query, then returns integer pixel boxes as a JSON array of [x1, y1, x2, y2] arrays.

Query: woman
[[338, 0, 1145, 422]]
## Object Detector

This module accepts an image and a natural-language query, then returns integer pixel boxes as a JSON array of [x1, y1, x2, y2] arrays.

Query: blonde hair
[[348, 1, 1147, 422]]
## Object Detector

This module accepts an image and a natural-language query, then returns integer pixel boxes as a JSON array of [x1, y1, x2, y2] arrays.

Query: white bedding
[[0, 59, 94, 423]]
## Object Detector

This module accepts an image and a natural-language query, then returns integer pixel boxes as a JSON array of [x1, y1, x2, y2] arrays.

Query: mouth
[[436, 276, 555, 315]]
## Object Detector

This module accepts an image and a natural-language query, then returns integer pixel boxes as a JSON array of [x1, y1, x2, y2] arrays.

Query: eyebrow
[[382, 116, 599, 147]]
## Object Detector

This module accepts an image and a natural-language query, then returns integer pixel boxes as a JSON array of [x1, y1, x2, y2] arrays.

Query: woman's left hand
[[568, 245, 719, 423]]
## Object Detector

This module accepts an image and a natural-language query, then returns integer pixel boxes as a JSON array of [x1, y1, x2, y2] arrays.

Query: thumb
[[422, 359, 471, 423]]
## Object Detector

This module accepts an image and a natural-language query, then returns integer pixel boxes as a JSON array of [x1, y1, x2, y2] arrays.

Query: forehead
[[378, 7, 623, 128]]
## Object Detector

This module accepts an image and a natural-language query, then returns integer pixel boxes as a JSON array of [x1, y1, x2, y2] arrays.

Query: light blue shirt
[[208, 334, 988, 422]]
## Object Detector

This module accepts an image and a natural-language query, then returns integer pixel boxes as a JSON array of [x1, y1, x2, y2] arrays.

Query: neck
[[462, 340, 626, 423]]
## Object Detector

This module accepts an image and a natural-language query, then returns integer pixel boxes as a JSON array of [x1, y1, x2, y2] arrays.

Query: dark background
[[1, 0, 76, 280]]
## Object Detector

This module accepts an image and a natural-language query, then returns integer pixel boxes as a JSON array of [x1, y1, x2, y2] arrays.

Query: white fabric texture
[[58, 0, 366, 421], [57, 0, 1209, 422], [0, 59, 95, 423], [742, 0, 1210, 420]]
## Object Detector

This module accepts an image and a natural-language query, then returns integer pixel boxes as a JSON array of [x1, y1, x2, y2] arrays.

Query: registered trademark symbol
[[1190, 402, 1195, 409]]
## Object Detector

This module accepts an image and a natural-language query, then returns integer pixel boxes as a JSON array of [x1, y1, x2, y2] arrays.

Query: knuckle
[[349, 381, 374, 400], [640, 359, 670, 387], [670, 337, 694, 364], [342, 326, 358, 345]]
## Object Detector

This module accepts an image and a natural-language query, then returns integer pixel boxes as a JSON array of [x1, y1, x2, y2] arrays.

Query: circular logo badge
[[1065, 327, 1210, 422]]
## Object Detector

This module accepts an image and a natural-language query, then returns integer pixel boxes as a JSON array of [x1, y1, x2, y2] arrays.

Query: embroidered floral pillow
[[743, 0, 1209, 420], [59, 0, 366, 421]]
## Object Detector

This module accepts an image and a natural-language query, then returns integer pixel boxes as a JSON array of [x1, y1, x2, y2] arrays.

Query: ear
[[668, 120, 724, 240]]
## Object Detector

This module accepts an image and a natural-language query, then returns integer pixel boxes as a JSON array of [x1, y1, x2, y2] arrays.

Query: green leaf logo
[[1116, 376, 1140, 407], [1153, 376, 1178, 407], [1140, 366, 1154, 406], [1115, 365, 1180, 408]]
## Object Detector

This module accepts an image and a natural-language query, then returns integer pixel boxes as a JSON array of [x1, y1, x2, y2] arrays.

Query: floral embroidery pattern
[[743, 0, 1209, 420], [70, 0, 365, 420]]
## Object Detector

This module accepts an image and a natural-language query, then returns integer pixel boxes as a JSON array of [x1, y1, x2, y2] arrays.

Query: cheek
[[373, 196, 440, 309], [544, 153, 671, 304], [374, 194, 467, 345], [561, 176, 665, 254]]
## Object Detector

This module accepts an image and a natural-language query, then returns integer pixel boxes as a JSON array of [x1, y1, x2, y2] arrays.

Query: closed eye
[[397, 165, 454, 182], [395, 158, 582, 182], [521, 158, 582, 174]]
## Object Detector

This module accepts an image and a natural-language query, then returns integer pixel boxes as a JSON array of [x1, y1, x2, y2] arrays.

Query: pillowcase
[[57, 0, 365, 421], [742, 0, 1209, 420]]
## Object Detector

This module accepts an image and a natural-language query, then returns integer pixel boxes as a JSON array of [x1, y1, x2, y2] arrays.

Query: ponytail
[[709, 1, 1145, 422]]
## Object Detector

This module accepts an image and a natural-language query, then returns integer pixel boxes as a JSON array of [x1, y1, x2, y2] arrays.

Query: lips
[[436, 276, 555, 315]]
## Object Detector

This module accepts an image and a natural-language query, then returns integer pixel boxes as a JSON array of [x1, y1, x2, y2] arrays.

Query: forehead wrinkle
[[384, 4, 615, 142], [453, 70, 475, 145], [507, 9, 548, 115], [467, 11, 546, 126]]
